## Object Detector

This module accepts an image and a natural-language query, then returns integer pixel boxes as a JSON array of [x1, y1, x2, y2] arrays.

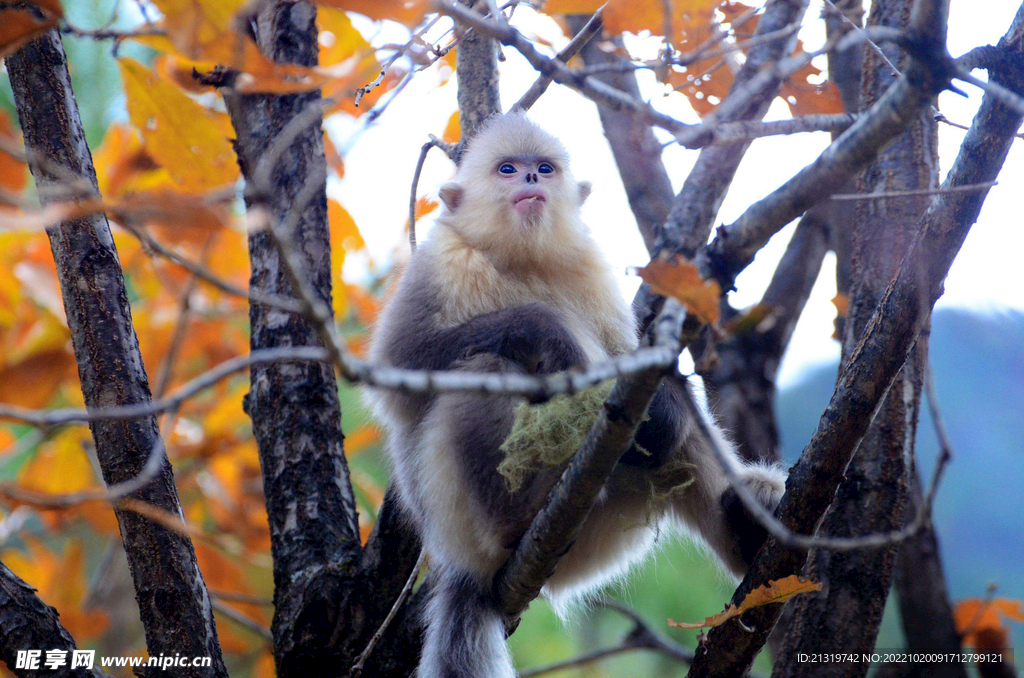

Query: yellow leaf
[[150, 0, 249, 61], [329, 199, 364, 316], [669, 575, 822, 629], [17, 429, 97, 495], [120, 58, 240, 192], [443, 111, 461, 145], [723, 303, 778, 336], [635, 255, 721, 325], [318, 6, 371, 67]]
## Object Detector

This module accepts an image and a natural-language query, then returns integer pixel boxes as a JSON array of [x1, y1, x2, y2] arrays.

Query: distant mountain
[[777, 307, 1024, 649]]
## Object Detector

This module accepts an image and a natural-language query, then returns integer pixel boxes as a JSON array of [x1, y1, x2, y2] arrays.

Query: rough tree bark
[[5, 27, 227, 678], [702, 213, 829, 464], [222, 3, 420, 675], [687, 0, 1024, 672], [0, 563, 113, 678], [701, 0, 865, 466], [773, 0, 939, 672]]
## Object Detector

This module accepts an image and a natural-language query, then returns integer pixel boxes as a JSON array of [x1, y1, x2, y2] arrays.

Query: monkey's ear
[[439, 183, 464, 212], [577, 181, 593, 205]]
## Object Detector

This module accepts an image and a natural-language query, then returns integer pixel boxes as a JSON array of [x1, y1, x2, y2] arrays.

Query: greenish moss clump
[[498, 382, 616, 492]]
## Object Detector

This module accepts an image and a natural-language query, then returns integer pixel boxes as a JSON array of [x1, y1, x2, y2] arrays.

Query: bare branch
[[512, 10, 604, 112], [828, 181, 997, 200], [701, 10, 958, 290], [350, 550, 426, 677]]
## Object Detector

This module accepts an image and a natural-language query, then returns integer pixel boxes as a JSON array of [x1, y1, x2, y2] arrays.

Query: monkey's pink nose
[[512, 189, 546, 218]]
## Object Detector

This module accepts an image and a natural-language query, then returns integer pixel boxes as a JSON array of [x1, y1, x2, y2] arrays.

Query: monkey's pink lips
[[511, 189, 547, 217]]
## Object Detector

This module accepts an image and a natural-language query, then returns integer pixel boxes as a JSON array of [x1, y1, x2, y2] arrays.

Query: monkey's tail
[[417, 568, 515, 678]]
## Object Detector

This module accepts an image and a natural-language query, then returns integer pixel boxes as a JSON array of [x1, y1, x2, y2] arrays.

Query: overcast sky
[[329, 0, 1024, 387]]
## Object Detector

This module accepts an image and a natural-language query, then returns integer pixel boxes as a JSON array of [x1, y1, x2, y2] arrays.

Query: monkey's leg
[[418, 567, 515, 678], [633, 375, 787, 577]]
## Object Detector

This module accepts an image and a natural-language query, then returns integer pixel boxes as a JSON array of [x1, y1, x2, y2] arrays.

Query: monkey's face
[[493, 155, 561, 224]]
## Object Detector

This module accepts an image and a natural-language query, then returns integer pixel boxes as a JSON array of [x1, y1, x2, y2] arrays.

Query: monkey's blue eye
[[499, 163, 517, 174], [538, 162, 554, 174]]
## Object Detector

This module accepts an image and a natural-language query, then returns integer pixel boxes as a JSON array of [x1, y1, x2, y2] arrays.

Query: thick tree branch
[[700, 0, 956, 290], [659, 0, 811, 258], [453, 0, 502, 157], [0, 562, 113, 678], [702, 213, 830, 463], [4, 28, 226, 677], [687, 2, 1024, 672], [220, 2, 369, 674], [567, 14, 674, 253], [774, 0, 937, 668]]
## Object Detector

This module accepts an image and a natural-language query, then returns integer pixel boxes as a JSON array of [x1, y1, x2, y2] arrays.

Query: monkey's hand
[[494, 303, 586, 375], [720, 465, 787, 569]]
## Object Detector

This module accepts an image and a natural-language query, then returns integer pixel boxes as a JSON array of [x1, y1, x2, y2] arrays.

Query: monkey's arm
[[377, 279, 585, 375]]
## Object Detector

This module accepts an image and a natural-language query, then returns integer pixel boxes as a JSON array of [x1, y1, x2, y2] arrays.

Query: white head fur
[[438, 113, 592, 267]]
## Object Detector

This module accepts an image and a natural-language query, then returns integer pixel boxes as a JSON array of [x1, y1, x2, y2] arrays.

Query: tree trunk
[[773, 0, 938, 674], [5, 28, 226, 678]]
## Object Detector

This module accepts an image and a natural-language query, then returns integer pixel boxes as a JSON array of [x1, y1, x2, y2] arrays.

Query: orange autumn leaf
[[636, 255, 722, 325], [669, 575, 822, 630], [780, 43, 844, 116], [0, 110, 28, 193], [324, 133, 346, 179], [0, 349, 74, 408], [955, 597, 1024, 651], [25, 0, 64, 17], [120, 58, 240, 192], [0, 8, 57, 59], [832, 293, 849, 318], [345, 424, 381, 455], [415, 196, 439, 219], [443, 111, 461, 145]]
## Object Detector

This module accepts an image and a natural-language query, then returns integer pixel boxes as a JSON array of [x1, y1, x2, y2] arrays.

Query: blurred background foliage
[[0, 0, 1020, 676]]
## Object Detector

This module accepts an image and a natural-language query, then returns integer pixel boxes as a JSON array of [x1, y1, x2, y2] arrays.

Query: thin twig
[[682, 388, 952, 551], [208, 589, 274, 606], [829, 181, 997, 201], [350, 549, 426, 677], [119, 222, 306, 313], [0, 340, 683, 426], [211, 599, 272, 640], [512, 9, 604, 112], [409, 135, 455, 252]]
